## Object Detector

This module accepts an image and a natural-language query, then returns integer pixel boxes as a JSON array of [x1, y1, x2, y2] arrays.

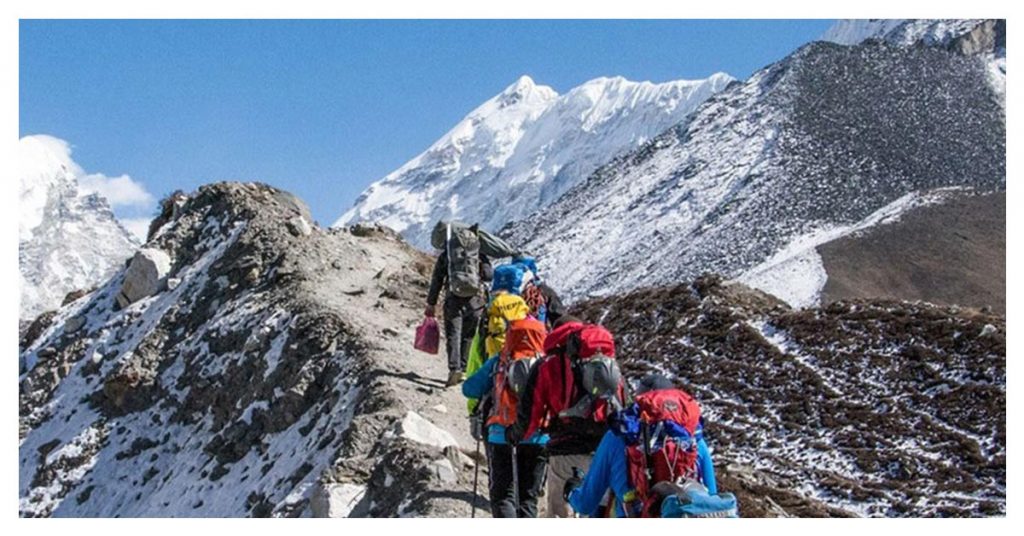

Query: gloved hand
[[504, 422, 525, 445], [424, 305, 436, 318], [563, 468, 584, 502]]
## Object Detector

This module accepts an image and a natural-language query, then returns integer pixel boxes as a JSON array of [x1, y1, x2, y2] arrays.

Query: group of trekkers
[[424, 220, 738, 518]]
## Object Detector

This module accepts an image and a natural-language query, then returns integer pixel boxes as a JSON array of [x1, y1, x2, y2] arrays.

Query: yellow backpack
[[465, 292, 530, 414], [485, 292, 530, 357]]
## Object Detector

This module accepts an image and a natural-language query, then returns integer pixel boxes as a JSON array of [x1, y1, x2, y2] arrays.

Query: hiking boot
[[445, 370, 464, 387]]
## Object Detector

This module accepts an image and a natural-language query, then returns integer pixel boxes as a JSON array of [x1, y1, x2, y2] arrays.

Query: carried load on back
[[465, 293, 530, 412], [426, 219, 519, 387], [516, 322, 625, 448], [615, 385, 736, 517], [461, 315, 550, 517], [430, 220, 518, 261], [439, 221, 481, 298], [563, 374, 737, 518], [489, 317, 547, 428]]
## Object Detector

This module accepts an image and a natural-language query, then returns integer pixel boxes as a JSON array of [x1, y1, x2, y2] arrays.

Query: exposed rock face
[[572, 276, 1005, 517], [397, 411, 459, 450], [310, 483, 366, 518], [822, 18, 1004, 55], [116, 248, 172, 307], [949, 19, 1005, 56], [18, 182, 478, 518]]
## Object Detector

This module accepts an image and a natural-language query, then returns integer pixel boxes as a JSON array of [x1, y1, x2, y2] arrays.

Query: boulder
[[116, 248, 172, 307], [64, 315, 86, 334], [270, 190, 313, 222], [286, 216, 313, 237], [310, 482, 366, 518], [425, 458, 457, 485], [396, 411, 458, 450]]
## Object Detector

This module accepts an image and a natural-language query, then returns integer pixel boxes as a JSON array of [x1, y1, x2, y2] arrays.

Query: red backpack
[[557, 324, 623, 421], [624, 388, 702, 517], [567, 324, 615, 360]]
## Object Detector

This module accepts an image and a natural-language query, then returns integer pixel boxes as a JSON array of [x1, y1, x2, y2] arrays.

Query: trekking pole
[[511, 443, 520, 517], [471, 439, 481, 518]]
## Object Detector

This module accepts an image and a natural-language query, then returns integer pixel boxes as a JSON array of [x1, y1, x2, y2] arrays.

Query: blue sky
[[20, 19, 834, 227]]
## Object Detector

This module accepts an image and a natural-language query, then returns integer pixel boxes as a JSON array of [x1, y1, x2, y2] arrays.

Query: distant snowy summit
[[335, 72, 735, 248], [19, 135, 141, 321], [822, 19, 988, 47], [505, 24, 1005, 307]]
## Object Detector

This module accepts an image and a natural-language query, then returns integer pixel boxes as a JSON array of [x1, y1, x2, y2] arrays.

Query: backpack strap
[[561, 352, 572, 411]]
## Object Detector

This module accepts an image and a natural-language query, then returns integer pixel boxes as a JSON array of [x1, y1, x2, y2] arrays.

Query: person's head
[[635, 374, 675, 395], [552, 315, 582, 329]]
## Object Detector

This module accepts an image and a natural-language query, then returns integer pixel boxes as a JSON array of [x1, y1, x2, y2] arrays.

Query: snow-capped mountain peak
[[19, 135, 141, 321], [19, 135, 84, 242], [335, 72, 734, 248], [504, 29, 1005, 306]]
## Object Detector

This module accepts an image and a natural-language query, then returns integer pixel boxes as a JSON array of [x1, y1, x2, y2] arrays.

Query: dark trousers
[[443, 295, 482, 372], [486, 442, 549, 518]]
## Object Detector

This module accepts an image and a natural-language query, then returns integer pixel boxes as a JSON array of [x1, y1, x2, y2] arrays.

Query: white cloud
[[19, 134, 159, 244], [78, 173, 156, 210], [119, 217, 153, 243]]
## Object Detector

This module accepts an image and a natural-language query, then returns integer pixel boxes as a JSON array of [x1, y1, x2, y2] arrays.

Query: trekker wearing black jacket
[[425, 220, 518, 387]]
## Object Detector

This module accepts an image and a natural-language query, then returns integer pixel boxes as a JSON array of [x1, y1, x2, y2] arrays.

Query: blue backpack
[[660, 482, 739, 518], [491, 263, 529, 295], [512, 256, 539, 279]]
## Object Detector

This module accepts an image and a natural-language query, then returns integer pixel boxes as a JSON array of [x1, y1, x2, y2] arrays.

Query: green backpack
[[445, 222, 481, 298]]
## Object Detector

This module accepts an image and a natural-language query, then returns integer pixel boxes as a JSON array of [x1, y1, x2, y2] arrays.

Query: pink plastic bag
[[414, 317, 440, 354]]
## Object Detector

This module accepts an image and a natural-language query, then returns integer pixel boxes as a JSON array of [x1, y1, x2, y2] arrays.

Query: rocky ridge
[[19, 182, 489, 517]]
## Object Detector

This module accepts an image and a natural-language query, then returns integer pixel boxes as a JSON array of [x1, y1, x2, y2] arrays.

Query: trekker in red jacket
[[506, 316, 625, 517]]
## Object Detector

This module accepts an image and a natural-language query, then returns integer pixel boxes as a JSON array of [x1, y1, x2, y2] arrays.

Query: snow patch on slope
[[738, 190, 956, 308], [822, 19, 985, 47]]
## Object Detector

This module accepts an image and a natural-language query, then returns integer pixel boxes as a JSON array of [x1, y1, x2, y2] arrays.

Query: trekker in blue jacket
[[564, 374, 718, 517], [463, 355, 549, 517]]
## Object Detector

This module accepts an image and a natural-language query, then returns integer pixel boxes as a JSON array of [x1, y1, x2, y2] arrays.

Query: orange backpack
[[487, 317, 547, 427]]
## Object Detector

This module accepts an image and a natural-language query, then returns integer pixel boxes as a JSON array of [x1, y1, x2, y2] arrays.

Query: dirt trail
[[301, 225, 492, 517]]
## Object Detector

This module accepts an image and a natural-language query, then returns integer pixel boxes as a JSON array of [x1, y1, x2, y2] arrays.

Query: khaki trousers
[[544, 453, 593, 517]]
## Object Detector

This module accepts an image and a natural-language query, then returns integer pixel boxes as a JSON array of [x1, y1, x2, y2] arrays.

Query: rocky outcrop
[[397, 411, 459, 450], [116, 248, 172, 307], [18, 182, 460, 518], [310, 482, 367, 517], [949, 19, 1005, 56]]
